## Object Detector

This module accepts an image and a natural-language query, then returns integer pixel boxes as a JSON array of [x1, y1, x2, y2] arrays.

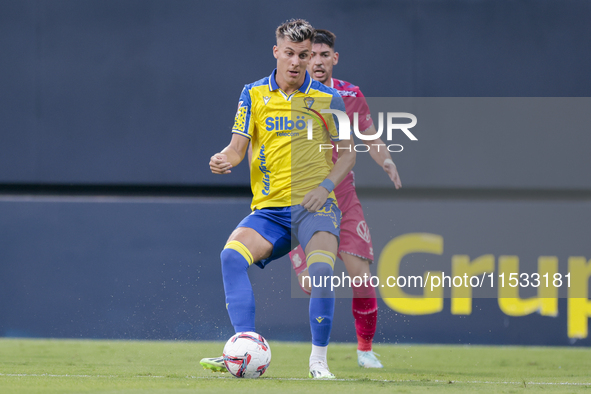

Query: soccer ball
[[222, 332, 271, 378]]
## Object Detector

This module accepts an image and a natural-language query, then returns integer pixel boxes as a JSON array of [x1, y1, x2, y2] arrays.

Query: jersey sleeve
[[344, 88, 373, 132], [231, 86, 254, 140], [329, 93, 347, 141]]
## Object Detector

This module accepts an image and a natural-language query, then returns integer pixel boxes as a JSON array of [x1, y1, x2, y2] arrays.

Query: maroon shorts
[[335, 185, 374, 263], [289, 186, 373, 275]]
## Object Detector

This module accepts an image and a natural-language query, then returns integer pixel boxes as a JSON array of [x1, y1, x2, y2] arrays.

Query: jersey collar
[[268, 69, 312, 95]]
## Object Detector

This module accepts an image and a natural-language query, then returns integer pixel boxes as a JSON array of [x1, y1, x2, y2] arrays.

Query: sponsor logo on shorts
[[315, 203, 338, 229], [357, 221, 371, 243]]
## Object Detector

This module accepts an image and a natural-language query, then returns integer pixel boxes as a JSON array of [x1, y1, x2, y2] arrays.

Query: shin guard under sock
[[307, 250, 335, 347], [221, 241, 255, 333]]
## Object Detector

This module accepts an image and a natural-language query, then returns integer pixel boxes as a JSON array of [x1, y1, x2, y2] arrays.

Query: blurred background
[[1, 0, 590, 345]]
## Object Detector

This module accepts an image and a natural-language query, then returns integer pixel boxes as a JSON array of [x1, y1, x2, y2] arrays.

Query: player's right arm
[[209, 134, 250, 174], [210, 85, 254, 175]]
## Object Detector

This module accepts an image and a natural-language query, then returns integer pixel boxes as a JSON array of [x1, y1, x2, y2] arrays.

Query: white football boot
[[357, 350, 383, 368], [309, 359, 336, 379]]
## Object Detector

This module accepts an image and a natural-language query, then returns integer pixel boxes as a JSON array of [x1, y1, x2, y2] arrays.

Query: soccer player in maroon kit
[[289, 29, 402, 368]]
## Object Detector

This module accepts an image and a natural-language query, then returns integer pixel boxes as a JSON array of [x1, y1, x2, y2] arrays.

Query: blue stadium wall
[[2, 196, 591, 345], [1, 0, 590, 345]]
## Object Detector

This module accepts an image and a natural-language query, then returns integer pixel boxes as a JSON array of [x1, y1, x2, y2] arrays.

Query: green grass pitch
[[1, 338, 590, 393]]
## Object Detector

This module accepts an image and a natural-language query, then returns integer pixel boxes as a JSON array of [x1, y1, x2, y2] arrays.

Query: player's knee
[[306, 232, 338, 254], [221, 242, 252, 271], [348, 265, 371, 279], [341, 255, 370, 278]]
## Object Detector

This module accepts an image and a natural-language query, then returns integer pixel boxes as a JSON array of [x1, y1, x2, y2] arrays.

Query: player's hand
[[301, 187, 329, 212], [210, 153, 233, 174], [384, 160, 402, 189]]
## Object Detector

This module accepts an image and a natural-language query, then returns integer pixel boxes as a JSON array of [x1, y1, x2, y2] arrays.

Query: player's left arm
[[363, 125, 402, 189], [302, 92, 356, 212], [301, 139, 356, 212], [301, 136, 356, 212], [330, 137, 357, 185]]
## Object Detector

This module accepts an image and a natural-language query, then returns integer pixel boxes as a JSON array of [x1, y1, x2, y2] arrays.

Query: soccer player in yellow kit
[[204, 19, 355, 379]]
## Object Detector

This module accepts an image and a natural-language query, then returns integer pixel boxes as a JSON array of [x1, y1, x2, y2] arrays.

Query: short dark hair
[[313, 29, 336, 48], [275, 19, 315, 43]]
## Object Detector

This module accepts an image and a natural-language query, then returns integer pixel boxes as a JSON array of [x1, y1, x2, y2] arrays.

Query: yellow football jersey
[[232, 69, 346, 210]]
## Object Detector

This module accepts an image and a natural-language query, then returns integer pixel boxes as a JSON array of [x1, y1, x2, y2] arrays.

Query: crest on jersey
[[304, 97, 314, 109], [263, 96, 271, 105]]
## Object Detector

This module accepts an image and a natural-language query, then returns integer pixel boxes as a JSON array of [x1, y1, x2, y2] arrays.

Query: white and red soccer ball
[[222, 332, 271, 378]]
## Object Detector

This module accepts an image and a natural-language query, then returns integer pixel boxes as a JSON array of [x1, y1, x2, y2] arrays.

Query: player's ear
[[333, 51, 339, 65], [273, 45, 279, 59]]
